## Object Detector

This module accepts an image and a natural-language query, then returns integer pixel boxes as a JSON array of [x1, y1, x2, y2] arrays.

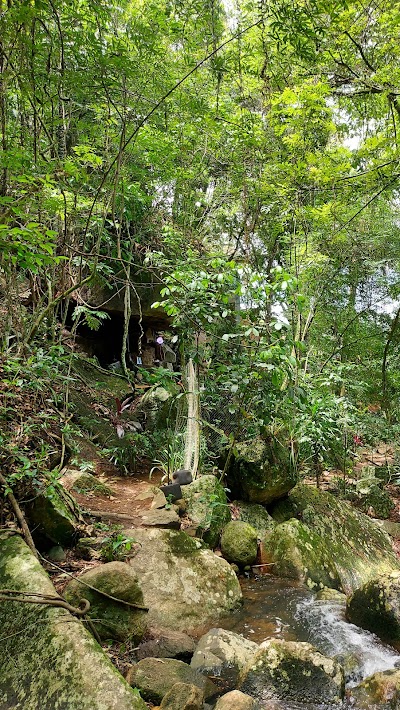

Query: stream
[[219, 575, 400, 708]]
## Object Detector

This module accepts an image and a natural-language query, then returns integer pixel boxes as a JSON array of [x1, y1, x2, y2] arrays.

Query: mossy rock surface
[[221, 521, 258, 566], [356, 485, 395, 519], [270, 484, 400, 594], [227, 438, 297, 504], [126, 658, 217, 704], [233, 500, 276, 539], [64, 561, 147, 642], [262, 518, 341, 591], [0, 533, 146, 710], [347, 574, 400, 649], [159, 682, 204, 709], [126, 528, 242, 632], [350, 668, 400, 708], [26, 484, 81, 546], [214, 690, 258, 709], [191, 628, 258, 692], [181, 475, 231, 548], [239, 639, 344, 704]]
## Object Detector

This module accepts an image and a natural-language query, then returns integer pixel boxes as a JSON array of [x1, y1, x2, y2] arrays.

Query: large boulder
[[64, 561, 148, 642], [0, 533, 146, 710], [214, 690, 259, 709], [347, 573, 400, 649], [239, 639, 344, 704], [181, 475, 231, 547], [261, 518, 341, 591], [350, 668, 400, 708], [26, 483, 82, 546], [270, 484, 400, 594], [220, 521, 258, 567], [191, 628, 258, 692], [233, 500, 276, 539], [126, 528, 242, 632], [126, 658, 217, 704], [226, 437, 296, 504], [134, 385, 178, 430], [159, 682, 204, 710]]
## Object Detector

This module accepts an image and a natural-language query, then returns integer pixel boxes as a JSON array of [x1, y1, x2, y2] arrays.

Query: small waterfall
[[294, 596, 400, 686]]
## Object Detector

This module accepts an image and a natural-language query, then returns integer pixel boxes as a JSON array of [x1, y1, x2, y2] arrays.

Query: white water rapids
[[219, 575, 400, 708]]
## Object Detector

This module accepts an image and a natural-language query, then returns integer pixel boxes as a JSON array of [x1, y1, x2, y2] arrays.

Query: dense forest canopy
[[1, 0, 400, 480]]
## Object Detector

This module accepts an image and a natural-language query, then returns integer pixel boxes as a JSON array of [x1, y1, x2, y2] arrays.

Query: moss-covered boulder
[[191, 628, 258, 692], [356, 484, 395, 519], [221, 521, 258, 566], [136, 626, 195, 662], [239, 639, 345, 704], [126, 528, 242, 632], [60, 469, 112, 496], [347, 574, 400, 649], [26, 484, 82, 546], [181, 475, 231, 547], [262, 518, 341, 591], [350, 668, 400, 708], [126, 658, 217, 704], [0, 533, 146, 710], [64, 561, 148, 642], [270, 484, 400, 593], [160, 682, 204, 710], [226, 438, 297, 504], [233, 500, 276, 539]]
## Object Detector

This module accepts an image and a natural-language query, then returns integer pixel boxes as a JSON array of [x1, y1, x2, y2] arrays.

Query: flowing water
[[219, 575, 400, 708]]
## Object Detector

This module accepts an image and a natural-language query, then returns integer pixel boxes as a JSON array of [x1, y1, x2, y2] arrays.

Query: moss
[[221, 521, 258, 566], [0, 533, 146, 709], [166, 530, 204, 557], [269, 484, 400, 594], [182, 476, 231, 548]]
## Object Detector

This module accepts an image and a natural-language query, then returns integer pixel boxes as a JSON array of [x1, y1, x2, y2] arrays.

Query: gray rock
[[350, 668, 400, 708], [64, 561, 148, 642], [270, 484, 400, 594], [233, 500, 276, 538], [160, 682, 204, 709], [140, 508, 181, 529], [47, 545, 66, 562], [221, 521, 258, 566], [262, 518, 341, 591], [0, 533, 146, 710], [347, 573, 400, 649], [191, 628, 258, 691], [181, 475, 231, 547], [26, 484, 82, 546], [126, 657, 217, 704], [239, 639, 344, 704], [136, 626, 195, 661], [214, 689, 259, 709], [226, 437, 296, 504], [127, 528, 242, 632]]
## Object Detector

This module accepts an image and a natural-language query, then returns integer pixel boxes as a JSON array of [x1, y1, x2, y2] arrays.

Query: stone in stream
[[126, 657, 217, 704], [181, 475, 231, 547], [220, 521, 258, 567], [350, 668, 400, 708], [347, 573, 400, 649], [238, 639, 345, 705], [64, 560, 148, 642], [270, 483, 400, 594], [159, 681, 204, 709], [232, 500, 276, 539], [190, 628, 259, 692], [261, 518, 341, 591], [126, 528, 242, 632], [214, 689, 260, 709], [0, 533, 147, 710], [225, 437, 297, 504]]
